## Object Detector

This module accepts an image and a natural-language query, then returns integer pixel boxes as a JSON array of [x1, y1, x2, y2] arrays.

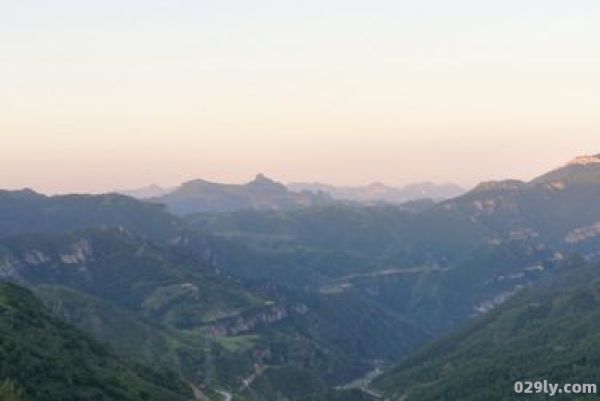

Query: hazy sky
[[2, 0, 599, 194]]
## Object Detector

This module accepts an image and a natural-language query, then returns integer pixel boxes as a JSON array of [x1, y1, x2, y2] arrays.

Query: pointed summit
[[251, 173, 277, 185], [151, 174, 331, 215], [246, 173, 288, 195]]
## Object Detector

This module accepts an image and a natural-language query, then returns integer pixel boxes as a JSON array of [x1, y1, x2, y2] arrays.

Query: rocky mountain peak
[[247, 174, 287, 192], [532, 153, 600, 184], [251, 173, 277, 185], [567, 154, 600, 166]]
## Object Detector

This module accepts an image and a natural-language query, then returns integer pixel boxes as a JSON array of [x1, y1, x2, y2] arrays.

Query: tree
[[0, 379, 23, 401]]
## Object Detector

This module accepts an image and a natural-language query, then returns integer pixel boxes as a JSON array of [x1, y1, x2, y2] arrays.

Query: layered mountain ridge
[[288, 181, 465, 204], [1, 152, 600, 400], [150, 174, 332, 215]]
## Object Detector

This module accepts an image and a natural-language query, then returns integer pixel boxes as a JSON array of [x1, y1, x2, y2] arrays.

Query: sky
[[1, 0, 599, 194]]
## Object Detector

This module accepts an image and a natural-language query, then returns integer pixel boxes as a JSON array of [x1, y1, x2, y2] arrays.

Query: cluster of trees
[[0, 380, 23, 401]]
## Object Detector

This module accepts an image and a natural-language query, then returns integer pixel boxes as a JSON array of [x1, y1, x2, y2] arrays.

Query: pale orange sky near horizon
[[1, 1, 599, 194]]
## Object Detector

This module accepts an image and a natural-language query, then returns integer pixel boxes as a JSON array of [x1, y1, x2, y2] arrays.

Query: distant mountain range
[[288, 182, 465, 204], [1, 152, 600, 400], [118, 184, 173, 199], [146, 174, 332, 215], [118, 176, 464, 215]]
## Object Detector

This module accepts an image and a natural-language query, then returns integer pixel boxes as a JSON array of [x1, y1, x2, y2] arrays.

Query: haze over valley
[[2, 0, 600, 399], [2, 153, 600, 400]]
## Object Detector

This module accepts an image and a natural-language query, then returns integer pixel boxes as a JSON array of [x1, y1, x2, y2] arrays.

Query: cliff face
[[0, 255, 19, 281], [0, 240, 92, 275], [203, 304, 306, 337]]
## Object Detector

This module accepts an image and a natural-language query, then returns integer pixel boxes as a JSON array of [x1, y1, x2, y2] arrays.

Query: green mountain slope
[[0, 282, 192, 401], [0, 227, 426, 397], [442, 155, 600, 258], [0, 228, 270, 382], [187, 203, 490, 283], [0, 228, 261, 327], [374, 262, 600, 401], [187, 203, 559, 331], [1, 154, 599, 400], [0, 190, 181, 240]]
